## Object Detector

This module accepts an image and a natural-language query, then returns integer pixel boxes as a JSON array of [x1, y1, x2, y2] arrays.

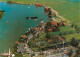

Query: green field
[[64, 33, 80, 42], [48, 26, 76, 36]]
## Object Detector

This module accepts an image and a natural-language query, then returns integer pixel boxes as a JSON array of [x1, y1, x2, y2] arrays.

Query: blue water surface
[[0, 2, 49, 53], [70, 0, 80, 2]]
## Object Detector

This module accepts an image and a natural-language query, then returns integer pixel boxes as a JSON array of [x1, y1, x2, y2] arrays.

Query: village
[[0, 0, 80, 57], [11, 3, 80, 57]]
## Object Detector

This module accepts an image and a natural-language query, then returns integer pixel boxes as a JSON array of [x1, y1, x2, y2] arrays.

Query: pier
[[0, 49, 15, 57]]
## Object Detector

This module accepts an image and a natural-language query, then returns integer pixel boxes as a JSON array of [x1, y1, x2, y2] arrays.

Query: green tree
[[74, 46, 80, 57], [71, 37, 79, 48], [67, 49, 73, 57], [28, 40, 36, 48], [45, 21, 52, 33]]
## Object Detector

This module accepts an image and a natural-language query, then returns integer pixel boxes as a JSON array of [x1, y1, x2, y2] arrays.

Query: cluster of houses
[[7, 0, 15, 4], [16, 21, 45, 53], [14, 3, 69, 56], [15, 13, 68, 53], [35, 3, 43, 8], [44, 7, 57, 18], [34, 3, 55, 18], [45, 20, 68, 32]]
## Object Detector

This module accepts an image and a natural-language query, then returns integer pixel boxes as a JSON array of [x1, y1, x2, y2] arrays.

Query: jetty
[[0, 49, 15, 57]]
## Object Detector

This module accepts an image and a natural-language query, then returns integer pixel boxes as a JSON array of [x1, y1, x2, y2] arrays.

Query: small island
[[0, 9, 5, 19]]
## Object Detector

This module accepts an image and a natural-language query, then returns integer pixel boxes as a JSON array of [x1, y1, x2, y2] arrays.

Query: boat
[[27, 17, 38, 19]]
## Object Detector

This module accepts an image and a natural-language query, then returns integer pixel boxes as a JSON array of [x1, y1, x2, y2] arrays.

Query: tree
[[75, 27, 80, 33], [40, 41, 47, 46], [0, 15, 2, 19], [61, 36, 66, 41], [78, 46, 80, 54], [46, 33, 50, 39], [52, 26, 60, 32], [74, 46, 80, 57], [69, 31, 73, 34], [45, 22, 52, 28], [71, 37, 79, 48], [67, 49, 73, 57], [71, 23, 75, 28], [28, 40, 36, 48], [45, 22, 52, 33]]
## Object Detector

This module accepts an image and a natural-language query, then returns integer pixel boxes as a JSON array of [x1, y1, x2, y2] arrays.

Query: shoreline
[[0, 1, 70, 57], [13, 1, 67, 52], [0, 1, 67, 22], [0, 1, 80, 57], [0, 1, 68, 22], [0, 9, 5, 19]]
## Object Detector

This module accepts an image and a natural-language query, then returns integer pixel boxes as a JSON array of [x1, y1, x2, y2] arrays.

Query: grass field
[[64, 33, 80, 42]]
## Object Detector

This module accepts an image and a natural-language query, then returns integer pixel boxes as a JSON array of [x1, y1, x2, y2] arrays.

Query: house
[[21, 35, 27, 38], [44, 7, 49, 13], [52, 22, 57, 26], [17, 43, 26, 53], [35, 3, 43, 7], [48, 28, 52, 32]]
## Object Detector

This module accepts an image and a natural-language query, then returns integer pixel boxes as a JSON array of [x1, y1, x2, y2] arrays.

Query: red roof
[[32, 26, 40, 31], [53, 27, 56, 29], [16, 42, 20, 44], [59, 37, 63, 40], [21, 35, 27, 38], [52, 22, 57, 25], [48, 29, 52, 31], [11, 1, 14, 3], [37, 4, 42, 6], [32, 28, 36, 30], [45, 8, 49, 10], [48, 40, 52, 42], [57, 36, 63, 40], [36, 26, 40, 31]]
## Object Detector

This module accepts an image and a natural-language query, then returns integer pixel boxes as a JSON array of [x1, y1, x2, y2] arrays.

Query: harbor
[[0, 49, 13, 57]]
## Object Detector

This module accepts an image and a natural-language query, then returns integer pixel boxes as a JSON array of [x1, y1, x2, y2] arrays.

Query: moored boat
[[27, 17, 38, 19]]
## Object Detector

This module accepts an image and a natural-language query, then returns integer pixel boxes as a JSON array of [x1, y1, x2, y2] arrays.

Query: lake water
[[0, 2, 49, 53], [70, 0, 80, 2]]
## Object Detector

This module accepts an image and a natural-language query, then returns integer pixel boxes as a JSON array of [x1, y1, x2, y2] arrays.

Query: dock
[[0, 49, 15, 57]]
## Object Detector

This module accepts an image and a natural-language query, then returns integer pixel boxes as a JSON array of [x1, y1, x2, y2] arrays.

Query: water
[[63, 0, 80, 1], [0, 2, 49, 53], [70, 0, 80, 2]]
